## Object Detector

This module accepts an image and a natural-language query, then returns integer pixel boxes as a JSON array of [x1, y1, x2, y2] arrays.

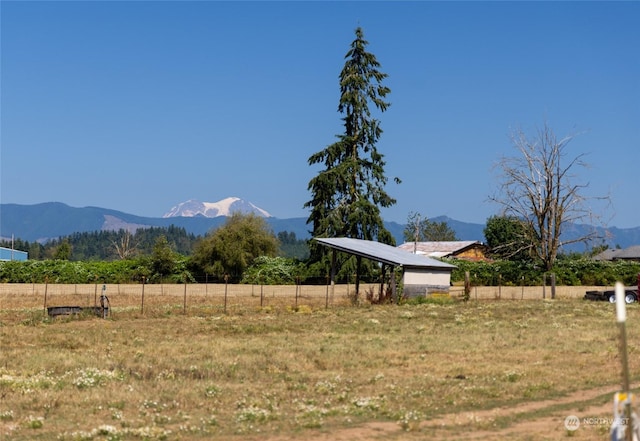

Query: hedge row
[[1, 258, 639, 286]]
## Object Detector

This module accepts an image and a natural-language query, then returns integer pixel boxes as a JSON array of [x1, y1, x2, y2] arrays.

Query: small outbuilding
[[398, 241, 489, 262], [315, 237, 457, 299], [0, 246, 28, 262], [593, 246, 640, 262]]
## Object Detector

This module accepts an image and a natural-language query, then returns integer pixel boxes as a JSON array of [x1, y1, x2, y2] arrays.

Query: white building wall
[[403, 268, 451, 286]]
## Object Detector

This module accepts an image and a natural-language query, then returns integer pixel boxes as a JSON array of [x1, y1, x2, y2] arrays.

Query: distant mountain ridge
[[0, 201, 306, 243], [0, 201, 468, 245], [1, 201, 639, 252]]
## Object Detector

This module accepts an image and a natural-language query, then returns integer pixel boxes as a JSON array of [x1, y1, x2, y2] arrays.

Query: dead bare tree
[[489, 122, 609, 271], [112, 230, 138, 260]]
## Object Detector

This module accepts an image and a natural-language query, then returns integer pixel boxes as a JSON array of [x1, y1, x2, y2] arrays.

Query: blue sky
[[2, 1, 639, 228]]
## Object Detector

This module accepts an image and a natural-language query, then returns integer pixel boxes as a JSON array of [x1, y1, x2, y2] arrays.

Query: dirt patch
[[418, 384, 620, 441], [257, 384, 629, 441]]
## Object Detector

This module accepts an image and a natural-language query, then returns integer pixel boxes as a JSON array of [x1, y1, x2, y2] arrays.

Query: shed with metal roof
[[398, 241, 489, 262], [592, 246, 640, 262], [0, 246, 28, 262], [315, 237, 456, 299]]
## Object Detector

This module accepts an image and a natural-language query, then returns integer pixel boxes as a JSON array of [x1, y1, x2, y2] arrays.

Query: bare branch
[[111, 230, 139, 260], [489, 122, 610, 270]]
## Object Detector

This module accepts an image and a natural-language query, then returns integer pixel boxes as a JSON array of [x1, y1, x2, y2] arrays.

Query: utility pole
[[413, 214, 420, 254]]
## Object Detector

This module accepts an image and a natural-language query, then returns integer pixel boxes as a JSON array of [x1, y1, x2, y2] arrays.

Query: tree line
[[0, 225, 309, 262], [0, 213, 311, 284], [2, 226, 195, 261]]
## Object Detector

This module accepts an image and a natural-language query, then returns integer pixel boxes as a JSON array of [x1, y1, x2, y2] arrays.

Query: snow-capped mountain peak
[[163, 197, 271, 218]]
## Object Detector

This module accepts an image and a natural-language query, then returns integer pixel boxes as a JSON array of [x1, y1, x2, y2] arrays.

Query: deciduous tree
[[112, 230, 138, 260], [483, 215, 532, 261], [489, 122, 607, 271], [191, 213, 278, 281], [403, 212, 458, 243], [150, 235, 177, 281]]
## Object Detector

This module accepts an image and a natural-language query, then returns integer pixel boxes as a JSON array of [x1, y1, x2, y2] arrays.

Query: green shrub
[[449, 259, 639, 287]]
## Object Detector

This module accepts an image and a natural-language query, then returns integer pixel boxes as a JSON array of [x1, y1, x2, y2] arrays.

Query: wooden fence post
[[43, 279, 49, 316], [183, 281, 187, 315], [224, 274, 229, 314], [141, 276, 146, 314], [325, 275, 329, 310], [463, 271, 471, 302]]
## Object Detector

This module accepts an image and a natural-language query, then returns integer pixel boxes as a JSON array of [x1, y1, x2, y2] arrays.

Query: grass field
[[1, 284, 638, 440]]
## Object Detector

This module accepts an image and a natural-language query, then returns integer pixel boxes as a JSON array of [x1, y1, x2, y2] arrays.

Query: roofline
[[315, 239, 399, 266], [314, 237, 456, 269]]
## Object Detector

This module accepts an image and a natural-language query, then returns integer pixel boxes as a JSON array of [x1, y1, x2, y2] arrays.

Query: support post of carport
[[391, 266, 397, 303], [380, 264, 386, 301], [330, 248, 337, 301]]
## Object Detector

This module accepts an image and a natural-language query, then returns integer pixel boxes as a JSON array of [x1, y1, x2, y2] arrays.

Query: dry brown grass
[[0, 283, 636, 440]]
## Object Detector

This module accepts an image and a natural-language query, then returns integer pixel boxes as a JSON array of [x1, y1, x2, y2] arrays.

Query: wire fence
[[0, 282, 606, 317], [0, 282, 383, 318], [449, 284, 601, 301]]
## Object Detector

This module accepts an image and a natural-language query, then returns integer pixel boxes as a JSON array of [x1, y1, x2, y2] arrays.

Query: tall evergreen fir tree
[[305, 27, 399, 263]]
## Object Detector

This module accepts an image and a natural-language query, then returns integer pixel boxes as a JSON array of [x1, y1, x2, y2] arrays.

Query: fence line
[[0, 282, 604, 311], [0, 283, 391, 315], [449, 285, 601, 300]]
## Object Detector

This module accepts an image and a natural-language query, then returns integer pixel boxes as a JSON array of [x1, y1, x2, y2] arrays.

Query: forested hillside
[[0, 226, 309, 261]]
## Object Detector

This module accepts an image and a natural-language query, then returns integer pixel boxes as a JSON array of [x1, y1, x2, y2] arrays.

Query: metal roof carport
[[314, 237, 456, 301]]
